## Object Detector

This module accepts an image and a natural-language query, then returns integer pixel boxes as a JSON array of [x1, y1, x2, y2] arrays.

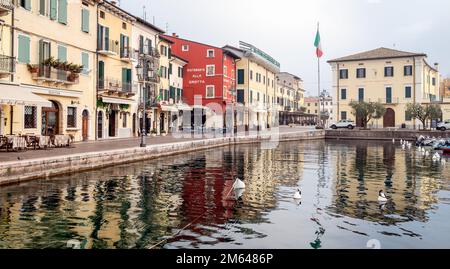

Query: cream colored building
[[275, 72, 305, 112], [168, 54, 188, 132], [328, 47, 441, 128], [131, 17, 163, 135], [223, 42, 280, 130], [0, 1, 16, 137], [96, 1, 136, 140], [151, 35, 173, 135], [305, 95, 333, 125], [1, 0, 98, 141]]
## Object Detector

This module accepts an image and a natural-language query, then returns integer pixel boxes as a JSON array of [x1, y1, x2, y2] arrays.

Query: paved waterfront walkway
[[0, 126, 316, 163]]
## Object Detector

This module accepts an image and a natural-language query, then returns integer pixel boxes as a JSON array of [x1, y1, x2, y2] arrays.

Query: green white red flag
[[314, 26, 323, 58]]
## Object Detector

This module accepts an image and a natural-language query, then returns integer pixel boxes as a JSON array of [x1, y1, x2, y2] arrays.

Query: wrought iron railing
[[98, 39, 120, 54], [98, 77, 137, 95], [36, 65, 79, 84], [0, 55, 15, 73], [0, 0, 14, 11]]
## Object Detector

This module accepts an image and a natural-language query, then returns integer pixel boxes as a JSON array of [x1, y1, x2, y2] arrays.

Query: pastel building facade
[[164, 35, 240, 131], [275, 72, 305, 112], [224, 42, 280, 130], [96, 1, 136, 140], [328, 47, 441, 128], [1, 0, 98, 141], [0, 1, 15, 137], [131, 17, 163, 135]]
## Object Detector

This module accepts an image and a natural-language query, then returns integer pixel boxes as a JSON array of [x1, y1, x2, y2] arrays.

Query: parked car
[[437, 120, 450, 131], [330, 120, 356, 130]]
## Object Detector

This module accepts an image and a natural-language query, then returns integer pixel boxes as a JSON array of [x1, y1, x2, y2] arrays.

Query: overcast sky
[[121, 0, 450, 96]]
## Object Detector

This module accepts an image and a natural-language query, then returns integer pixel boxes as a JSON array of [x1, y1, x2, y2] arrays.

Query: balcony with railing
[[98, 39, 120, 56], [0, 55, 15, 78], [120, 46, 137, 62], [0, 0, 14, 14], [98, 77, 137, 97], [31, 65, 79, 85], [139, 44, 160, 58]]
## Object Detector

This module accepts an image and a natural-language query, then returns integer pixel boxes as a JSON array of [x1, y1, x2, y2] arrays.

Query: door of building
[[109, 110, 116, 137], [97, 111, 103, 139], [41, 101, 59, 136], [383, 108, 395, 128], [82, 110, 89, 141]]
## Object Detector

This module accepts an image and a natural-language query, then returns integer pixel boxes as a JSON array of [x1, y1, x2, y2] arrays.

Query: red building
[[163, 34, 240, 117]]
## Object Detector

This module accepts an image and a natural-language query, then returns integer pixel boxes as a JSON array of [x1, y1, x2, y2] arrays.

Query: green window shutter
[[81, 52, 89, 74], [24, 0, 31, 10], [39, 0, 46, 15], [58, 0, 68, 24], [120, 34, 124, 56], [98, 61, 104, 80], [97, 25, 102, 49], [169, 63, 172, 75], [58, 46, 67, 61], [81, 9, 90, 33], [18, 35, 30, 64], [122, 68, 127, 84], [105, 27, 110, 51], [126, 69, 132, 83], [50, 0, 57, 20]]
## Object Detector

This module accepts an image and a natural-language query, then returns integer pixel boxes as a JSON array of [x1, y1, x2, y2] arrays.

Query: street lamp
[[136, 61, 146, 148]]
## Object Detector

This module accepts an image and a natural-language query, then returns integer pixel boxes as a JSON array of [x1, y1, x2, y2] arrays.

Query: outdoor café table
[[53, 135, 71, 147], [6, 135, 27, 151]]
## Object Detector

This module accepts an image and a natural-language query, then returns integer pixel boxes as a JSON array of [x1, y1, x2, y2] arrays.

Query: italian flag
[[314, 27, 323, 58]]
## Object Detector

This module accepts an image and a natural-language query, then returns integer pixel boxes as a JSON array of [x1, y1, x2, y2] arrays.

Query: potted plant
[[150, 129, 157, 137], [161, 130, 167, 136], [43, 57, 56, 67], [27, 64, 39, 73], [67, 72, 79, 82]]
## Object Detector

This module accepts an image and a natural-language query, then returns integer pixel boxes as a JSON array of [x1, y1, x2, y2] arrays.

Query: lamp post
[[136, 61, 146, 148]]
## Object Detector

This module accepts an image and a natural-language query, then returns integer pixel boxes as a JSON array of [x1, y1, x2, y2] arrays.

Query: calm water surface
[[0, 140, 449, 249]]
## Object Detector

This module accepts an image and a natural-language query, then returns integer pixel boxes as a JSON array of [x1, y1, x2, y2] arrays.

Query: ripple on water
[[0, 140, 449, 248]]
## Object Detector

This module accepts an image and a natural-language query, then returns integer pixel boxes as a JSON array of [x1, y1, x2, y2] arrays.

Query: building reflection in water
[[0, 141, 448, 249], [328, 140, 443, 224]]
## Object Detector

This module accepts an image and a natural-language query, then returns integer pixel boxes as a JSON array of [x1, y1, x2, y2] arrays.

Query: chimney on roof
[[110, 0, 118, 5], [434, 63, 439, 71], [172, 33, 179, 38]]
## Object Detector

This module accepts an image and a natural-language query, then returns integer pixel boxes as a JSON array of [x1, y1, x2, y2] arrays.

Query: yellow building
[[96, 0, 136, 140], [1, 0, 98, 141], [328, 47, 441, 128], [276, 72, 305, 112], [0, 1, 16, 137], [223, 42, 280, 130], [441, 78, 450, 98]]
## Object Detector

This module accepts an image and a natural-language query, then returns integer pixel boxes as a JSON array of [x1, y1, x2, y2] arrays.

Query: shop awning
[[176, 103, 193, 111], [161, 105, 179, 112], [102, 97, 134, 105], [0, 84, 52, 107]]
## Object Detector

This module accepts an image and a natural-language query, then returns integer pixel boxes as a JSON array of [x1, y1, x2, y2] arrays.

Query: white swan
[[233, 178, 246, 190], [432, 153, 441, 162], [378, 190, 388, 202], [294, 189, 302, 200]]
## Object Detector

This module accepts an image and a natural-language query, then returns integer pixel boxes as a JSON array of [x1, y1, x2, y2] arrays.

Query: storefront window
[[24, 106, 37, 129], [67, 107, 77, 128]]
